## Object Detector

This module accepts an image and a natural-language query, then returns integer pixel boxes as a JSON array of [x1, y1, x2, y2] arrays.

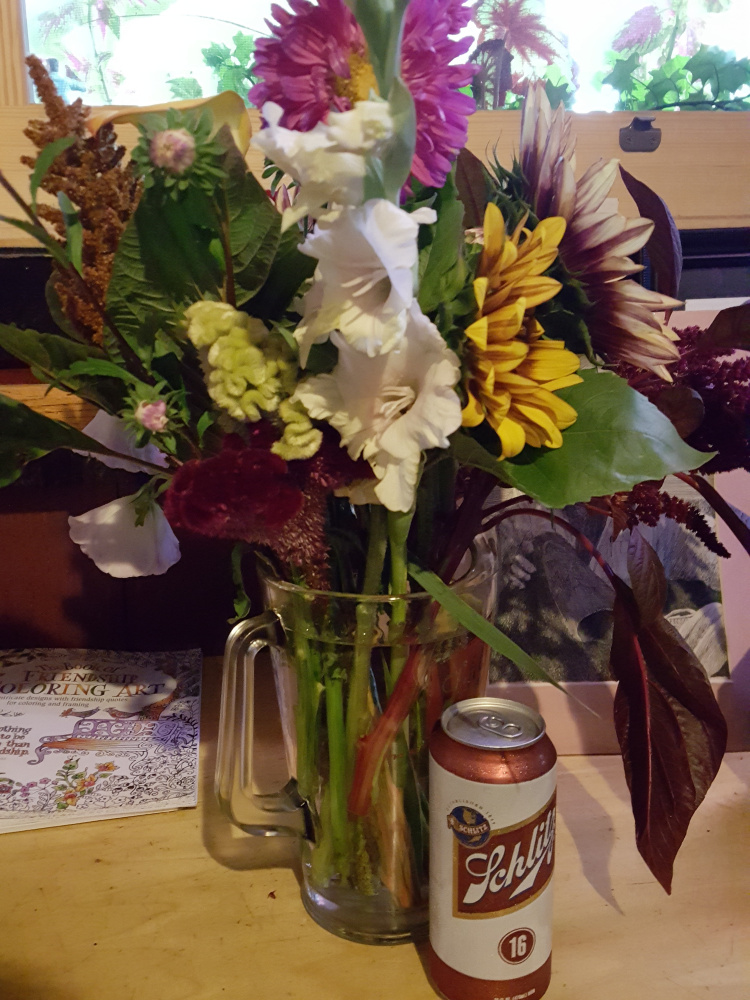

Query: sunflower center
[[333, 51, 379, 104]]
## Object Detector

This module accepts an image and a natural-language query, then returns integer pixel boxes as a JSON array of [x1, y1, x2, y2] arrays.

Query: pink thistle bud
[[149, 128, 196, 175], [135, 399, 169, 433]]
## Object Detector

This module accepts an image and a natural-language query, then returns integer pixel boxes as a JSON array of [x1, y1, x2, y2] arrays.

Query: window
[[19, 1, 750, 111]]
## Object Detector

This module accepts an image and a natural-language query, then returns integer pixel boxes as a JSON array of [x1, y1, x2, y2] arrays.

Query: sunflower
[[518, 83, 681, 377], [462, 203, 583, 459]]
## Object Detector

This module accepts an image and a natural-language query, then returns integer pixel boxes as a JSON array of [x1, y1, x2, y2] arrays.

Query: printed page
[[0, 648, 201, 832]]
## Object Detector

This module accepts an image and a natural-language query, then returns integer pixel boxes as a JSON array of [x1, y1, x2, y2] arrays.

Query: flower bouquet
[[1, 0, 747, 944]]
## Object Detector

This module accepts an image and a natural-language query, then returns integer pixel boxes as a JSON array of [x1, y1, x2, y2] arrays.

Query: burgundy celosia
[[163, 425, 374, 586], [163, 433, 303, 541], [249, 0, 476, 189]]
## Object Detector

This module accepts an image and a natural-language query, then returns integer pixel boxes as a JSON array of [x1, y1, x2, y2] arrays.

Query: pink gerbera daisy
[[249, 0, 476, 189]]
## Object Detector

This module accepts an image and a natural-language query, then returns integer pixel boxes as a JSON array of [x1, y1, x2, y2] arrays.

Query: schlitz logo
[[453, 793, 556, 918], [447, 806, 491, 847]]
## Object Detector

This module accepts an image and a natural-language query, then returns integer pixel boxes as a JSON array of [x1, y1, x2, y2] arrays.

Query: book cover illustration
[[0, 648, 201, 831]]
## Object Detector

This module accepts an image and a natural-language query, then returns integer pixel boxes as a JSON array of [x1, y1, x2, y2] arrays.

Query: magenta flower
[[249, 0, 476, 189]]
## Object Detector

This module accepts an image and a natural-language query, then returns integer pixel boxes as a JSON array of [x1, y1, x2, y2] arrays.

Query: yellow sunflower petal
[[543, 373, 584, 392], [485, 342, 529, 373], [473, 276, 489, 313], [513, 402, 564, 448], [461, 387, 486, 428], [465, 317, 488, 351], [492, 414, 528, 459], [520, 343, 580, 382], [505, 276, 562, 309], [527, 389, 579, 428], [484, 300, 527, 340], [479, 203, 505, 275]]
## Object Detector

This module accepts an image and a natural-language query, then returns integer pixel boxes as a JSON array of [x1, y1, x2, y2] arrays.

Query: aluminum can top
[[440, 697, 546, 751]]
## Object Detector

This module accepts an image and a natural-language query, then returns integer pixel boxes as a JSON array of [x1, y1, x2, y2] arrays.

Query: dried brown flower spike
[[22, 55, 141, 344]]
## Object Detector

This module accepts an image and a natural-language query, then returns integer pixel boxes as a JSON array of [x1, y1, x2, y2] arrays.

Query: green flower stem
[[324, 669, 350, 880], [291, 598, 321, 804], [387, 508, 413, 686], [310, 786, 334, 886], [345, 507, 388, 766]]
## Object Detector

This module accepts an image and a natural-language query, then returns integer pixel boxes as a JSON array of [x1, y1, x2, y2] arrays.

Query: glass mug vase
[[215, 536, 497, 944]]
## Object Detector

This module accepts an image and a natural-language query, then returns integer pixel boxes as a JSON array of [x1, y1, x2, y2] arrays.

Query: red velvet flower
[[163, 426, 374, 586], [163, 434, 303, 542]]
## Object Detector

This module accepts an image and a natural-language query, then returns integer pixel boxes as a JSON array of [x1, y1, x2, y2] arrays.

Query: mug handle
[[215, 613, 307, 839]]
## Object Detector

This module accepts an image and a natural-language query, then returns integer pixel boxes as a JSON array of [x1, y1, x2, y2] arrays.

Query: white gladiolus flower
[[68, 496, 181, 578], [252, 101, 393, 230], [294, 306, 462, 512], [77, 410, 168, 473], [295, 200, 436, 364]]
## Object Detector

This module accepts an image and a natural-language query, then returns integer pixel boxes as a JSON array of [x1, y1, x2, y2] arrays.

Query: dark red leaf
[[694, 301, 750, 354], [625, 529, 666, 625], [619, 165, 683, 299], [653, 385, 705, 439], [455, 147, 492, 230], [608, 532, 727, 892]]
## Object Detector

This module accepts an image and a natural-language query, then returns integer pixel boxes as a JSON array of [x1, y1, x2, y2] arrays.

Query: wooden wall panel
[[1, 104, 748, 249], [0, 0, 28, 105]]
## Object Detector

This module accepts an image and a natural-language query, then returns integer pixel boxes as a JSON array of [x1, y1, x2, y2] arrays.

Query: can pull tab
[[477, 713, 523, 738]]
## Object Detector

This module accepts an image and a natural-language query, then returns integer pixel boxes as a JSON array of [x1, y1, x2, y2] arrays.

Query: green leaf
[[167, 76, 203, 100], [30, 136, 76, 210], [417, 170, 467, 316], [448, 431, 510, 483], [230, 543, 252, 622], [57, 192, 83, 274], [0, 323, 125, 412], [0, 395, 117, 487], [497, 370, 714, 507], [602, 53, 641, 93], [62, 358, 144, 386], [0, 216, 71, 272], [408, 562, 567, 690], [219, 140, 282, 306], [106, 184, 222, 361], [106, 214, 176, 362], [685, 46, 750, 97], [248, 224, 316, 321]]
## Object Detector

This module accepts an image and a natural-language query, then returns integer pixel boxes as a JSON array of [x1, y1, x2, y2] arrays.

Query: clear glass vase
[[215, 535, 497, 944]]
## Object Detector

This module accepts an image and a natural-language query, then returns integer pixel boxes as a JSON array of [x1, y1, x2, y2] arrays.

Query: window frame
[[1, 0, 749, 248]]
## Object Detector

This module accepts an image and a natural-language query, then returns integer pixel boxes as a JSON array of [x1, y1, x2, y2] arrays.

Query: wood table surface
[[1, 667, 748, 1000]]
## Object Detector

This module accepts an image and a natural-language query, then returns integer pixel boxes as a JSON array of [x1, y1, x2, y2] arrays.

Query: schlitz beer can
[[429, 698, 557, 1000]]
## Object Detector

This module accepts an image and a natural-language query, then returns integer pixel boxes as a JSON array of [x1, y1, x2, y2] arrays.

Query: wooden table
[[1, 672, 748, 1000]]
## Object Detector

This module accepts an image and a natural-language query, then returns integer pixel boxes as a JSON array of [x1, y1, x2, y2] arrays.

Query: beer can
[[428, 697, 557, 1000]]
